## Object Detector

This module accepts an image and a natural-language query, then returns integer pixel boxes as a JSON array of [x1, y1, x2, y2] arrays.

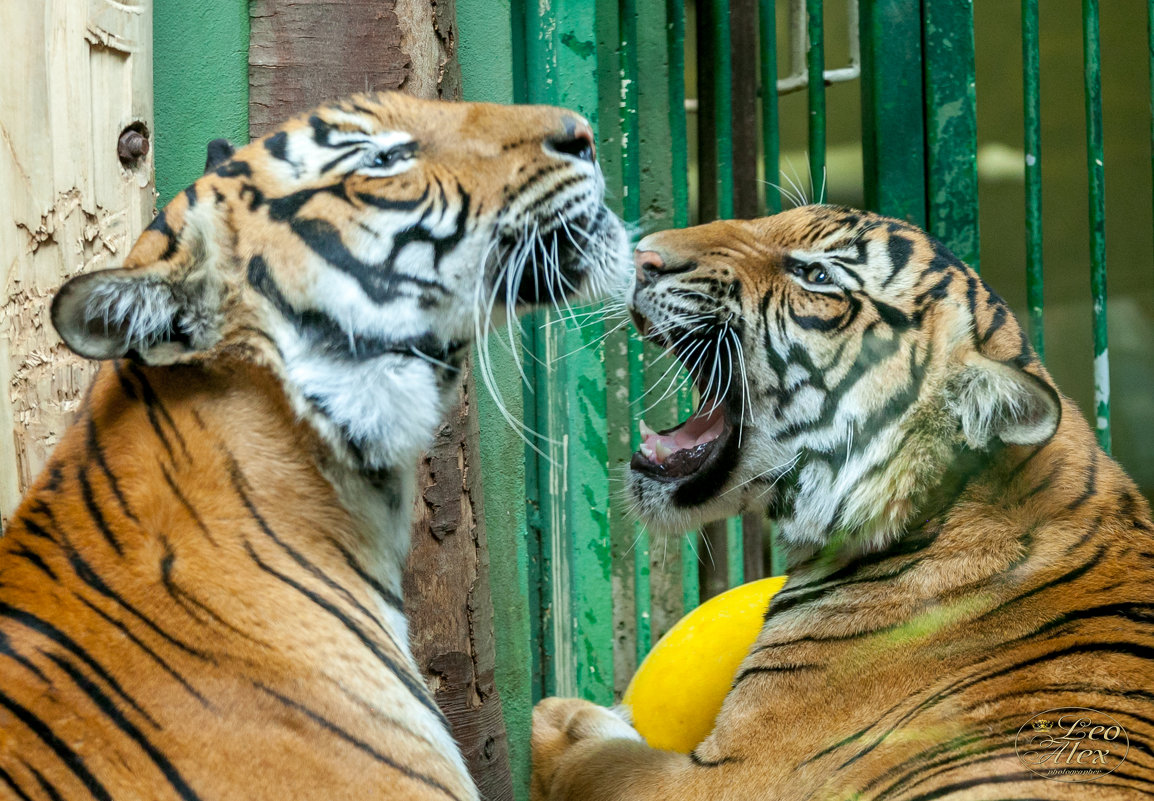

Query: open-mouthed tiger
[[532, 205, 1154, 800], [0, 91, 628, 801]]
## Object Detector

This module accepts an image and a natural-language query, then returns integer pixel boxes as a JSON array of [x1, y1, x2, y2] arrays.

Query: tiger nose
[[634, 250, 665, 286], [545, 118, 596, 163]]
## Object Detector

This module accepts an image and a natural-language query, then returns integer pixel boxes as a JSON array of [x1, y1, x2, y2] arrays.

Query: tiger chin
[[0, 92, 628, 801], [533, 205, 1154, 801]]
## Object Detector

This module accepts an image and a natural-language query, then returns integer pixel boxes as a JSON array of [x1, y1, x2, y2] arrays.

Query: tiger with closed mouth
[[532, 205, 1154, 801], [0, 92, 628, 801]]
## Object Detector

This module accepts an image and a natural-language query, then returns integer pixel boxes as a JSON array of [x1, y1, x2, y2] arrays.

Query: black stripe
[[213, 160, 250, 178], [264, 131, 289, 162], [881, 234, 914, 286], [0, 601, 157, 727], [156, 535, 265, 645], [900, 770, 1081, 801], [0, 765, 35, 801], [59, 544, 211, 663], [74, 596, 210, 709], [971, 544, 1109, 627], [76, 468, 123, 556], [19, 517, 55, 542], [144, 210, 179, 262], [253, 682, 463, 801], [127, 364, 191, 462], [1066, 449, 1099, 510], [732, 663, 818, 686], [44, 653, 203, 801], [158, 463, 216, 545], [0, 628, 48, 682], [225, 459, 395, 633], [0, 688, 113, 801], [112, 361, 138, 400], [688, 750, 739, 767], [243, 541, 446, 727], [86, 417, 139, 524], [319, 146, 362, 174], [27, 766, 65, 801], [332, 541, 404, 612], [8, 545, 57, 581]]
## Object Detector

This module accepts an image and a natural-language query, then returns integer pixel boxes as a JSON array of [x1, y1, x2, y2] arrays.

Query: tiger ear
[[946, 353, 1061, 449], [204, 138, 235, 174], [52, 193, 224, 366], [51, 268, 222, 365]]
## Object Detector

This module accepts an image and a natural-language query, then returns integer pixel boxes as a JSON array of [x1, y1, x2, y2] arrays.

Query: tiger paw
[[531, 698, 640, 801]]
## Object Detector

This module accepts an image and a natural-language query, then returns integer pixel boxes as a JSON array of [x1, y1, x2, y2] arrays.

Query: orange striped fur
[[533, 206, 1154, 801], [0, 92, 628, 801]]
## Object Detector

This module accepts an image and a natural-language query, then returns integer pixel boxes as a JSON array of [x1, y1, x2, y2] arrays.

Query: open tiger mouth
[[497, 205, 614, 305], [629, 311, 738, 484]]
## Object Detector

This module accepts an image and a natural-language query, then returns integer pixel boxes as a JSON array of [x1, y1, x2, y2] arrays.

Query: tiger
[[0, 91, 628, 800], [531, 205, 1154, 800]]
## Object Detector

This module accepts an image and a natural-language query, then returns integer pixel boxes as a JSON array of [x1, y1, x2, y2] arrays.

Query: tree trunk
[[248, 2, 511, 797], [0, 0, 155, 527]]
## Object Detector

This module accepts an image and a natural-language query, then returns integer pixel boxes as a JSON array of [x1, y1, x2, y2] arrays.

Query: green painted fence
[[151, 1, 1147, 798], [458, 2, 1136, 796]]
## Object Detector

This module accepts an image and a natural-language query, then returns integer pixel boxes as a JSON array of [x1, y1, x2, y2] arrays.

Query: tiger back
[[0, 92, 628, 801], [532, 205, 1153, 801]]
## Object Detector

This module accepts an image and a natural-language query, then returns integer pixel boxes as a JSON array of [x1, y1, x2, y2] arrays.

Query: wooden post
[[248, 2, 512, 798], [0, 0, 154, 526]]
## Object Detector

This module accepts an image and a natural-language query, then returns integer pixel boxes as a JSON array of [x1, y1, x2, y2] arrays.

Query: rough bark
[[248, 0, 461, 137], [248, 3, 511, 797], [0, 0, 154, 526], [405, 368, 513, 801]]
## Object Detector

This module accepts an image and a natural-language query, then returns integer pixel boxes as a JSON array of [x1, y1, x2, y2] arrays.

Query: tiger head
[[626, 205, 1061, 553], [51, 92, 628, 469]]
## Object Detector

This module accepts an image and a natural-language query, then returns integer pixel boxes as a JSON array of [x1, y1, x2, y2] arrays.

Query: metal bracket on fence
[[777, 0, 859, 95], [684, 0, 860, 112]]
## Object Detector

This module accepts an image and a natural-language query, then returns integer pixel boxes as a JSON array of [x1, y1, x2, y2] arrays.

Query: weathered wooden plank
[[0, 0, 154, 525], [247, 3, 508, 796], [249, 0, 460, 137], [404, 370, 514, 801]]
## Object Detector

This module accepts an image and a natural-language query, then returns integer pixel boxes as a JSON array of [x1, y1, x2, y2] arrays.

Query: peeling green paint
[[560, 31, 596, 59], [923, 0, 980, 269], [860, 0, 927, 226]]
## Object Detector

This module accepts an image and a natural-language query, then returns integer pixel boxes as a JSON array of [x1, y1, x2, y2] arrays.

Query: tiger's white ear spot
[[51, 269, 220, 365], [946, 354, 1060, 449]]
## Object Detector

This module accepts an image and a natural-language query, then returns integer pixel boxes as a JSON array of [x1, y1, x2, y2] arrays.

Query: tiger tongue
[[638, 407, 725, 465]]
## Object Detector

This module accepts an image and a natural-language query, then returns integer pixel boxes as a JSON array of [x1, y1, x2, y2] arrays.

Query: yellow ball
[[622, 575, 788, 753]]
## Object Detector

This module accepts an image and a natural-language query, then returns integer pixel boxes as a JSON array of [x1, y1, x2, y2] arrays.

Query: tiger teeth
[[639, 420, 656, 440], [640, 443, 656, 462], [653, 440, 673, 463]]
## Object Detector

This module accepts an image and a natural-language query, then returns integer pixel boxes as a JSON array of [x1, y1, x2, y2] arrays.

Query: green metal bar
[[153, 0, 249, 205], [1082, 0, 1111, 453], [714, 0, 735, 218], [726, 517, 744, 588], [524, 0, 615, 705], [760, 0, 781, 214], [665, 0, 698, 615], [1150, 0, 1154, 261], [922, 0, 980, 269], [858, 0, 927, 226], [457, 3, 533, 794], [682, 530, 701, 612], [768, 519, 788, 576], [519, 3, 556, 701], [667, 0, 691, 229], [620, 0, 651, 663], [806, 0, 826, 200], [1022, 0, 1044, 360]]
